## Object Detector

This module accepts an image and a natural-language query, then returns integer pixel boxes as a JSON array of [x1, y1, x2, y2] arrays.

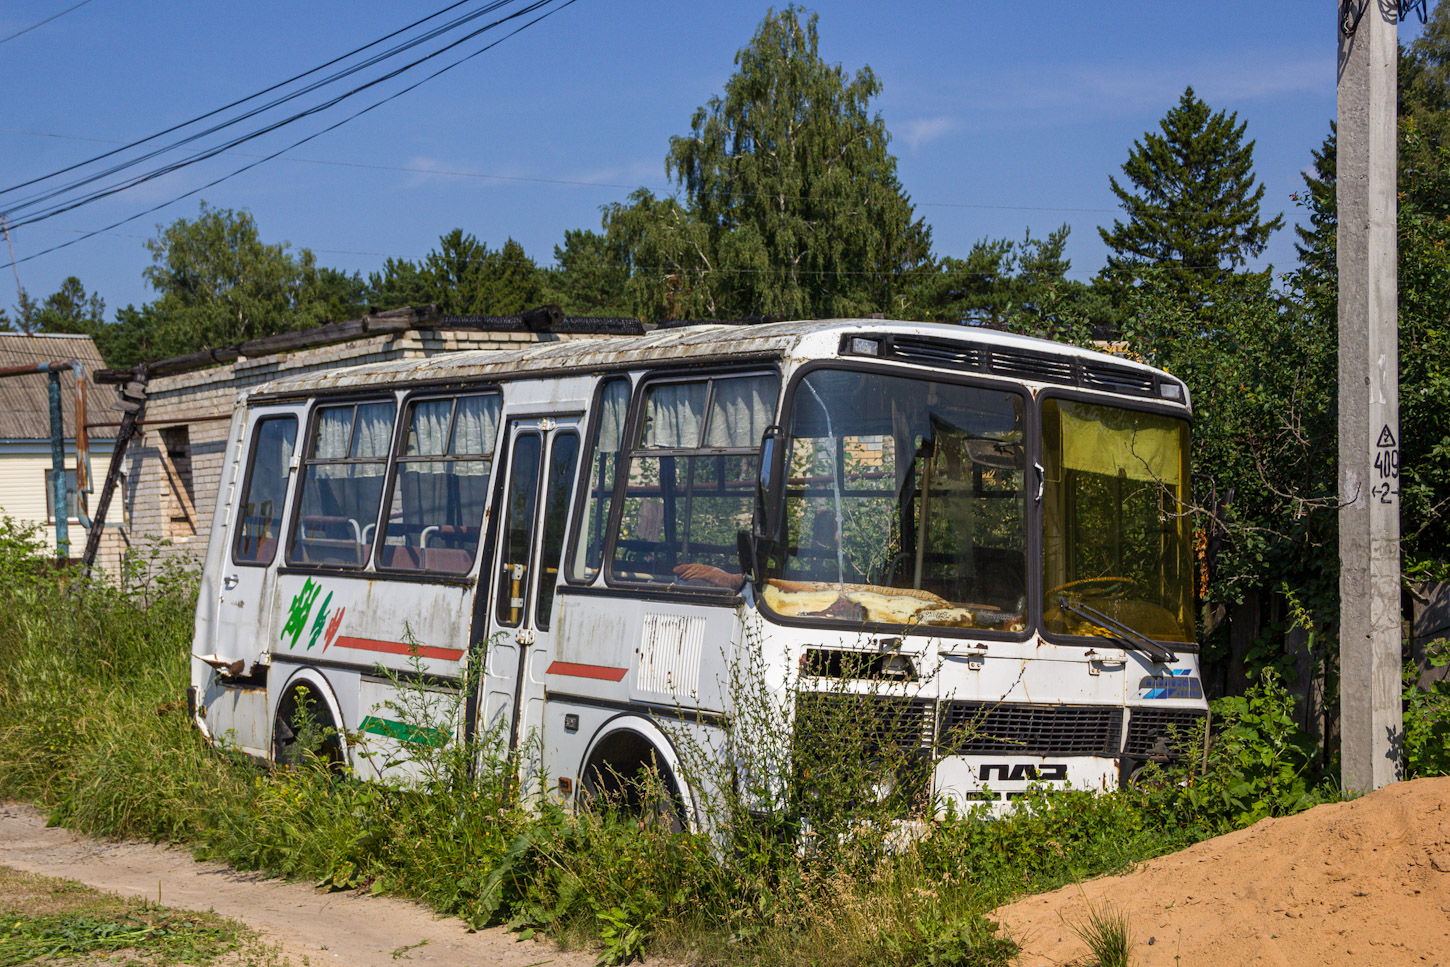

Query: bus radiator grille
[[793, 693, 936, 754], [938, 701, 1124, 757], [1124, 707, 1207, 759]]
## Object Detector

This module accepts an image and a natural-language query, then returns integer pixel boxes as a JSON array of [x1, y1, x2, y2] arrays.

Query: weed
[[1404, 638, 1450, 778], [1067, 900, 1133, 967], [0, 517, 1338, 966], [0, 864, 252, 966]]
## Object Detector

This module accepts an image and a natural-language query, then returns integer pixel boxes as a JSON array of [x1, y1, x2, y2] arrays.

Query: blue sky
[[0, 1, 1429, 316]]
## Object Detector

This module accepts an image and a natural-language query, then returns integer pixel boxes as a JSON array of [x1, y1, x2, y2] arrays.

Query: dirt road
[[0, 802, 598, 967]]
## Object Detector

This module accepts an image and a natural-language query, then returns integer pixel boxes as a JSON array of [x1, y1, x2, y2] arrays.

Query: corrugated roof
[[0, 333, 121, 441]]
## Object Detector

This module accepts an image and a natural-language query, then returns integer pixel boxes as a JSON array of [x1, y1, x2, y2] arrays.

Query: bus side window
[[232, 415, 297, 566], [609, 372, 778, 588], [377, 393, 501, 575], [567, 376, 630, 583], [287, 401, 395, 568]]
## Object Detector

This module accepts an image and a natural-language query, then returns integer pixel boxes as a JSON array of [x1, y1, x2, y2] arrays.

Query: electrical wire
[[0, 0, 97, 47], [0, 0, 479, 196], [1, 0, 551, 222], [11, 0, 580, 265]]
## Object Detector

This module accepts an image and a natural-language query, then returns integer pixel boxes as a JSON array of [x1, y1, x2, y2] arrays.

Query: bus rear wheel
[[272, 683, 344, 769]]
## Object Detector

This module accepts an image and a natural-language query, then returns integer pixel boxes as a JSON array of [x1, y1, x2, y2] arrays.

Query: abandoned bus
[[189, 318, 1207, 820]]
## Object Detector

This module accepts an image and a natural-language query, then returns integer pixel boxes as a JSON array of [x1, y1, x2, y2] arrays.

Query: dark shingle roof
[[0, 333, 120, 441]]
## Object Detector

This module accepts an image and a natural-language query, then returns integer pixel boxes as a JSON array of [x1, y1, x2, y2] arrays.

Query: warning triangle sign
[[1376, 425, 1397, 448]]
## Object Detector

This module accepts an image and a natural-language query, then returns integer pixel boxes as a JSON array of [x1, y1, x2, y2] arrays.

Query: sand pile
[[994, 777, 1450, 967]]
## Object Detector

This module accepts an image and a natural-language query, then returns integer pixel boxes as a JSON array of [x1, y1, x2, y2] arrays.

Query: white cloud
[[899, 116, 960, 151]]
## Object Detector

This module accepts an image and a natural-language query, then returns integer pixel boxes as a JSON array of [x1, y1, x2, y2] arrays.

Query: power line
[[0, 0, 96, 47], [2, 0, 563, 225], [11, 0, 581, 265], [0, 0, 479, 196]]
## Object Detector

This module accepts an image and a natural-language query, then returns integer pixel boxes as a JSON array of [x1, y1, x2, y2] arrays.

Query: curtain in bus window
[[352, 402, 394, 458], [571, 377, 630, 582], [451, 395, 499, 458], [612, 373, 778, 588], [379, 394, 500, 574], [289, 402, 395, 568], [233, 416, 296, 566], [705, 374, 776, 447], [643, 381, 707, 448], [405, 399, 452, 456], [312, 406, 353, 460], [1060, 402, 1180, 485]]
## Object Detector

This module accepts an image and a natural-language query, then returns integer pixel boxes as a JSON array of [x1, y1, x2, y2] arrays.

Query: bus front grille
[[794, 693, 936, 753], [1125, 707, 1207, 758], [938, 701, 1124, 757]]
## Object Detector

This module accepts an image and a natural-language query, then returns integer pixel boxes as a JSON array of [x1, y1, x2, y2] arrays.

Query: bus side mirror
[[736, 529, 756, 585], [752, 425, 782, 545]]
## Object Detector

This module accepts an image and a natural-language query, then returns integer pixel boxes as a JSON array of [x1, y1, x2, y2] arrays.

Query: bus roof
[[246, 318, 1185, 405]]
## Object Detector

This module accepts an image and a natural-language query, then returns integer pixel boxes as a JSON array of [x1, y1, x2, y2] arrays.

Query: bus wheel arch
[[577, 718, 695, 832], [272, 669, 348, 768]]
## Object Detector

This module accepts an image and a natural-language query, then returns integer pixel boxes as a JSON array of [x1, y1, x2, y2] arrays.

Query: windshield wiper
[[1057, 596, 1177, 664]]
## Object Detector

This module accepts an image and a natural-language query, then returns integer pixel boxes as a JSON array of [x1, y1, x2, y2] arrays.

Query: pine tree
[[1100, 87, 1283, 299]]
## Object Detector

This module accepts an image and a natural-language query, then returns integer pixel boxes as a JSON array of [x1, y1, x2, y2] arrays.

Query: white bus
[[189, 318, 1208, 821]]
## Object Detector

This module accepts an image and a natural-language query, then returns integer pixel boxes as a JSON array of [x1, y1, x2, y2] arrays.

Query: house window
[[159, 425, 197, 538]]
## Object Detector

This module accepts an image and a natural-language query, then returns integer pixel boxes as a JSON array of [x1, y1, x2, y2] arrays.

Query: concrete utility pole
[[1337, 0, 1402, 793]]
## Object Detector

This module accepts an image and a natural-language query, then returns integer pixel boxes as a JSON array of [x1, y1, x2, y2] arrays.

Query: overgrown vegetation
[[1, 518, 1421, 966]]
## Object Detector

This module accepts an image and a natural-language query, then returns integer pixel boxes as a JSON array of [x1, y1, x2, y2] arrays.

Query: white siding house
[[0, 332, 124, 568]]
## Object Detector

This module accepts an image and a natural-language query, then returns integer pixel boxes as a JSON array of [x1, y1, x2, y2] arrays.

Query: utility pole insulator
[[1337, 0, 1402, 793]]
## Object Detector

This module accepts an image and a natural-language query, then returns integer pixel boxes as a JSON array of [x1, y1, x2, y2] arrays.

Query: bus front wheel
[[579, 729, 687, 832]]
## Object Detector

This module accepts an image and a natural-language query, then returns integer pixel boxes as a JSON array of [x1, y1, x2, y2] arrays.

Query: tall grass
[[0, 516, 1321, 966]]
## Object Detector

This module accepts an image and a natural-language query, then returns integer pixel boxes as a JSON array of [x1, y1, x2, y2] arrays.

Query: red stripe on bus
[[546, 661, 628, 682], [332, 636, 464, 662]]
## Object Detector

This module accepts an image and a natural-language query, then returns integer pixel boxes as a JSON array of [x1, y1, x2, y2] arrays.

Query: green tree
[[1100, 87, 1283, 300], [605, 6, 932, 321], [29, 277, 106, 336], [139, 201, 350, 354], [368, 230, 543, 315], [1392, 130, 1450, 578], [367, 257, 433, 312], [2, 277, 106, 337], [1291, 126, 1336, 286], [543, 228, 631, 317]]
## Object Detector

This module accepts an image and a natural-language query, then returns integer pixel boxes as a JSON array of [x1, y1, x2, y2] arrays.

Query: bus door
[[211, 405, 305, 670], [481, 415, 582, 777]]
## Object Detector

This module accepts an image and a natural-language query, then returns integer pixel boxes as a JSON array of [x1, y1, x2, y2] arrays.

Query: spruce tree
[[1100, 87, 1283, 299]]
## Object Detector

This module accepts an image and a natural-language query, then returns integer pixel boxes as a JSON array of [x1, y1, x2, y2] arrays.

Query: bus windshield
[[761, 368, 1028, 632], [1041, 399, 1193, 643]]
